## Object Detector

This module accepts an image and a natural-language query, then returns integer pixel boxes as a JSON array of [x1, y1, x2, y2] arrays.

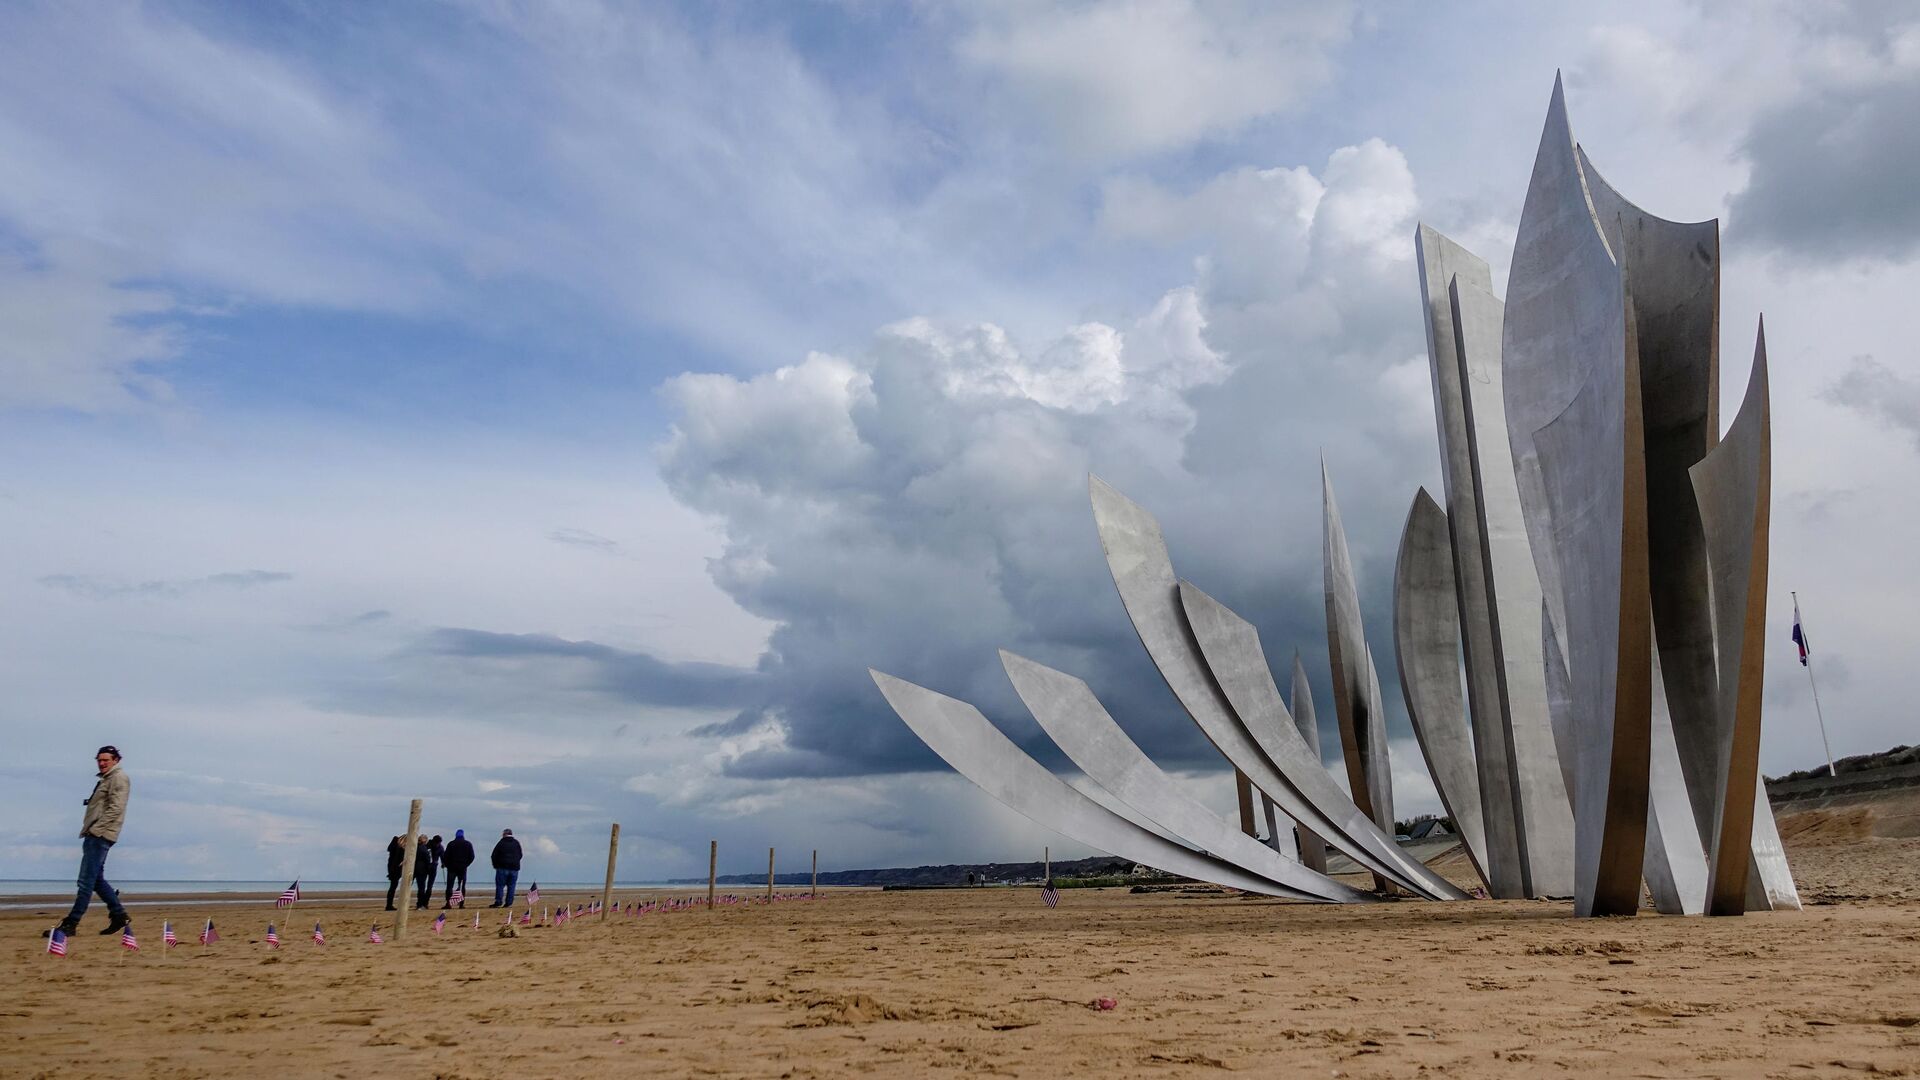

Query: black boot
[[43, 919, 80, 938], [100, 912, 131, 936]]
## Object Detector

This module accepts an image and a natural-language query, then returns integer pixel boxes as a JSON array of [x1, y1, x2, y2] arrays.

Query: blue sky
[[7, 1, 1920, 884]]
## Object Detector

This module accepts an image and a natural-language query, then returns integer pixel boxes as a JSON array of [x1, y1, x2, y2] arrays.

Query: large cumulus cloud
[[658, 140, 1449, 788]]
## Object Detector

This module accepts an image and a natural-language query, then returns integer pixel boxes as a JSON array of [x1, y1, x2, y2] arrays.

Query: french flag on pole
[[1792, 598, 1810, 666]]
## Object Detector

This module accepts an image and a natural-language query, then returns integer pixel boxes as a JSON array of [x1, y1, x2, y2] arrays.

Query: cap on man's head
[[96, 745, 120, 760], [502, 828, 513, 836], [455, 829, 465, 839]]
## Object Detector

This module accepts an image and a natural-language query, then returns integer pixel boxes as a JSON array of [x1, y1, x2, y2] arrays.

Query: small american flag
[[265, 924, 280, 948], [528, 883, 540, 904], [276, 881, 300, 908], [432, 913, 446, 935], [312, 923, 326, 946], [163, 921, 178, 947], [47, 928, 68, 957], [450, 886, 463, 906], [121, 926, 139, 952], [1041, 879, 1060, 908], [368, 925, 384, 944], [520, 909, 532, 925], [200, 918, 219, 945]]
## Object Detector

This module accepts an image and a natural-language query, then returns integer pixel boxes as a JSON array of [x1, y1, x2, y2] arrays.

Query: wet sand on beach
[[5, 803, 1918, 1079]]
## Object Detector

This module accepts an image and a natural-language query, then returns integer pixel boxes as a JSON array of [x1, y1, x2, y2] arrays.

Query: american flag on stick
[[528, 883, 540, 904], [47, 928, 68, 957], [276, 881, 300, 908], [520, 909, 532, 925], [121, 926, 139, 952], [433, 913, 446, 935], [162, 921, 178, 947], [450, 885, 464, 906], [1041, 879, 1060, 908], [312, 923, 326, 946], [265, 924, 280, 948], [368, 925, 384, 944], [200, 918, 219, 945]]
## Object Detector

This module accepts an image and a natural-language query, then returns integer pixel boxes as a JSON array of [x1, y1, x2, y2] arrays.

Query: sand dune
[[6, 811, 1918, 1078]]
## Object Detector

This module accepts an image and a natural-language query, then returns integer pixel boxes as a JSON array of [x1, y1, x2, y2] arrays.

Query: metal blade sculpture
[[869, 671, 1311, 899], [867, 74, 1795, 919], [1504, 74, 1654, 917], [1690, 324, 1774, 915], [1416, 225, 1577, 899], [997, 650, 1367, 903], [1177, 580, 1469, 900], [1289, 652, 1332, 873], [1322, 465, 1395, 837], [1393, 489, 1493, 889], [1088, 473, 1460, 899]]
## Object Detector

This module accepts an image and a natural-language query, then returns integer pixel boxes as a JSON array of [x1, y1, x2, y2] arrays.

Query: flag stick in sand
[[394, 798, 422, 940], [1044, 846, 1050, 887], [600, 823, 620, 923], [811, 849, 817, 899], [767, 846, 775, 902], [1794, 590, 1838, 778], [707, 840, 717, 911]]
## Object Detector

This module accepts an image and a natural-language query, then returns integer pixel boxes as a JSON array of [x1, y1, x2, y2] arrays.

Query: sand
[[6, 803, 1919, 1079]]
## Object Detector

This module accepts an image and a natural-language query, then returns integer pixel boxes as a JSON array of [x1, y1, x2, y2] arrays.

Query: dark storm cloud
[[419, 628, 763, 710], [1729, 15, 1920, 262]]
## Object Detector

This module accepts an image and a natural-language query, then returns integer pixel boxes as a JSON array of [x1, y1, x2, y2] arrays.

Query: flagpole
[[1793, 591, 1838, 778]]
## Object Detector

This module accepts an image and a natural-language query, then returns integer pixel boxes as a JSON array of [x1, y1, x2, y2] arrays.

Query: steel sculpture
[[1393, 489, 1492, 888], [869, 671, 1310, 898], [997, 650, 1368, 903]]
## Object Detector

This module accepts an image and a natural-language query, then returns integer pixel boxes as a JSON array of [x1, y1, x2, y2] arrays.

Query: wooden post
[[600, 823, 620, 922], [394, 798, 422, 940], [766, 846, 775, 902], [707, 840, 717, 911], [811, 849, 818, 899]]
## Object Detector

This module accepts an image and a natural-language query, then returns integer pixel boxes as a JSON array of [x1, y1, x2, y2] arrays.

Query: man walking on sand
[[489, 828, 522, 908], [47, 746, 132, 939]]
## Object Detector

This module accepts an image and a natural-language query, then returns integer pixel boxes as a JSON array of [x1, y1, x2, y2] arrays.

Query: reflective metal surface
[[870, 670, 1309, 898], [998, 650, 1367, 903], [1394, 488, 1492, 888]]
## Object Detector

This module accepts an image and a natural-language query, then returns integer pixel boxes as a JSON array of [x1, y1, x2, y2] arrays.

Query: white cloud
[[956, 0, 1355, 160]]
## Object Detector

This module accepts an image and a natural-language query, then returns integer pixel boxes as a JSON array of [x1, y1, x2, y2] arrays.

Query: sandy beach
[[6, 799, 1919, 1079]]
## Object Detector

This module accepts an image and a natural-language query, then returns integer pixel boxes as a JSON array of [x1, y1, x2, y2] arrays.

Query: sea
[[0, 879, 693, 911]]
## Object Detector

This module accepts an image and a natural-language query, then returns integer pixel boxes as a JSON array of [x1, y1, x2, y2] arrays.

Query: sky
[[5, 0, 1918, 884]]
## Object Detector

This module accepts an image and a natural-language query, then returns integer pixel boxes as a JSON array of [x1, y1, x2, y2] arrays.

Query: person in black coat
[[441, 829, 475, 908], [489, 828, 524, 908], [413, 835, 439, 909], [384, 836, 404, 911]]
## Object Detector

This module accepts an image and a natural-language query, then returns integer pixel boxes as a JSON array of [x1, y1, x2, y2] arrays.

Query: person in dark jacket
[[489, 828, 523, 908], [441, 829, 475, 908], [413, 835, 439, 910], [385, 836, 405, 911]]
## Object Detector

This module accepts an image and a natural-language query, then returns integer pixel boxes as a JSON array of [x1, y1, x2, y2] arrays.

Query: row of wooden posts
[[390, 798, 818, 940]]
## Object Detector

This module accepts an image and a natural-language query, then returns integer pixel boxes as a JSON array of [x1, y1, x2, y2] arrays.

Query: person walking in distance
[[441, 829, 475, 908], [413, 834, 439, 910], [384, 836, 405, 911], [47, 746, 132, 939], [489, 828, 523, 908]]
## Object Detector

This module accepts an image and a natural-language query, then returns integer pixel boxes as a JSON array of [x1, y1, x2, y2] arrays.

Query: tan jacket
[[81, 765, 130, 842]]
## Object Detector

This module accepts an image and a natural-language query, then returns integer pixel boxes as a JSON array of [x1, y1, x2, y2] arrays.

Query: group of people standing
[[385, 828, 525, 910]]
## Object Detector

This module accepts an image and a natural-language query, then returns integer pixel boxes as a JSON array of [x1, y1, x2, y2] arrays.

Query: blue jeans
[[65, 835, 126, 925], [494, 868, 519, 907]]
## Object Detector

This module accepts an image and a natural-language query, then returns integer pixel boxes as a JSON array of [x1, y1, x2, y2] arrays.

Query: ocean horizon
[[0, 879, 707, 910]]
